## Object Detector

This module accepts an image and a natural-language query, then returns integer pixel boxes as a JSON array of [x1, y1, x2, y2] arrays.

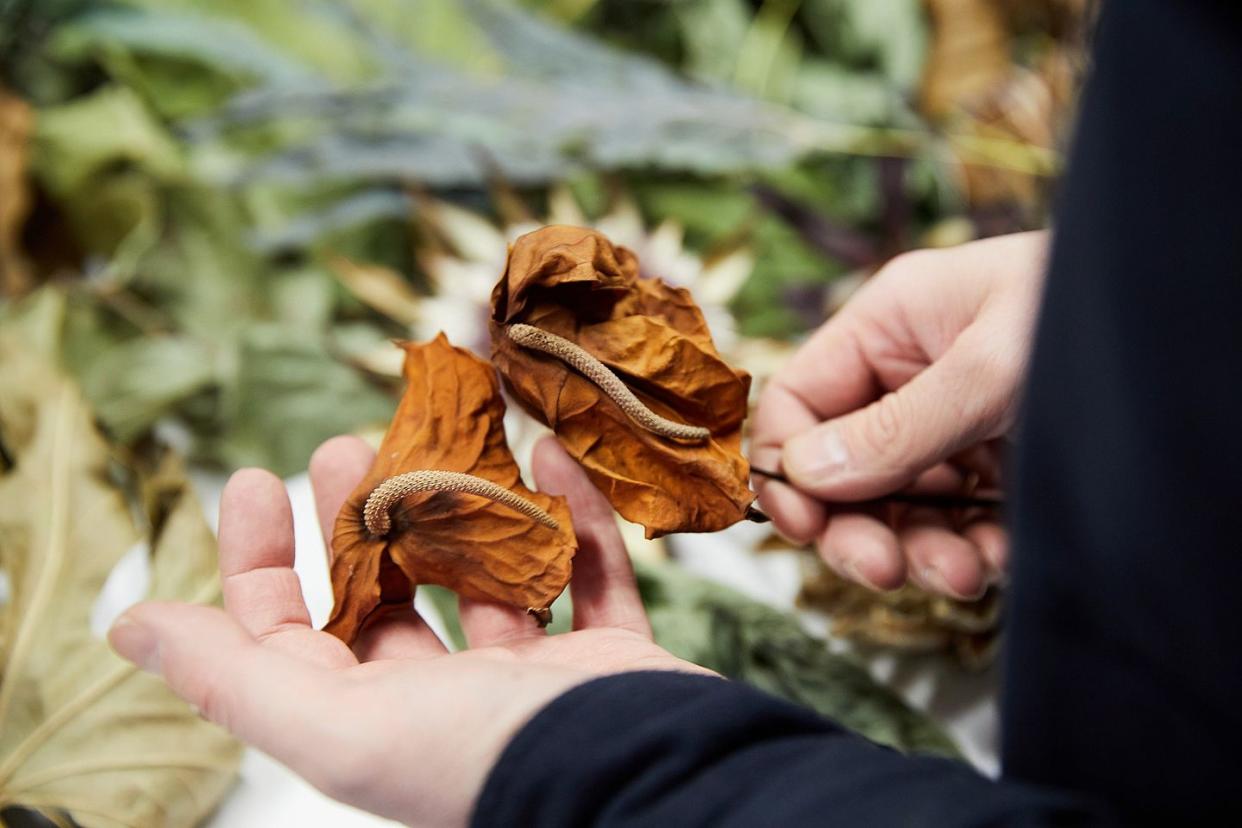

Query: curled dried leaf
[[325, 334, 576, 645], [799, 556, 1002, 670], [490, 226, 754, 538]]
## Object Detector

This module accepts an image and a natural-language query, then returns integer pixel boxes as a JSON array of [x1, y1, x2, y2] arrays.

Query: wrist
[[380, 660, 590, 828]]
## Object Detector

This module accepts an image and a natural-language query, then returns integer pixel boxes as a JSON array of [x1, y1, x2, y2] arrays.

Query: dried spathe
[[490, 226, 754, 538], [325, 334, 576, 643]]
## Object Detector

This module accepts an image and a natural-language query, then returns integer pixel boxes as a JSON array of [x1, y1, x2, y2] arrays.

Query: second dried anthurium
[[325, 335, 576, 643], [490, 225, 755, 538]]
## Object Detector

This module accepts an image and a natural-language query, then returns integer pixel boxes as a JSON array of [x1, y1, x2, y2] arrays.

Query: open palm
[[108, 436, 700, 827]]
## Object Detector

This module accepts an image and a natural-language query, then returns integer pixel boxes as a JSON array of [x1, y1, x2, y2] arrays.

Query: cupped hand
[[751, 232, 1048, 599], [108, 436, 702, 827]]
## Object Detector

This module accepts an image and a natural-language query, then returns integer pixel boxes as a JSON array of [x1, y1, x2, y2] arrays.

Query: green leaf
[[793, 59, 908, 125], [51, 8, 316, 88], [0, 0, 101, 105], [30, 85, 179, 258], [78, 336, 216, 444], [420, 585, 468, 651], [194, 0, 878, 188], [636, 560, 959, 756], [32, 85, 183, 200], [196, 323, 395, 476], [111, 0, 378, 82], [675, 0, 753, 85], [801, 0, 927, 90], [0, 340, 241, 827], [629, 176, 846, 338]]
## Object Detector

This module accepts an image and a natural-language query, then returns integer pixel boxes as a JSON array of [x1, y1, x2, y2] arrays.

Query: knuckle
[[856, 391, 909, 462], [194, 677, 235, 733], [959, 347, 1024, 430], [879, 248, 939, 284]]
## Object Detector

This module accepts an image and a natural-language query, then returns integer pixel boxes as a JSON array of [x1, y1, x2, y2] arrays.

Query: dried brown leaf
[[920, 0, 1084, 207], [325, 334, 576, 644], [0, 341, 240, 827], [490, 226, 754, 538], [328, 255, 423, 326], [799, 555, 1001, 669], [0, 88, 33, 297], [919, 0, 1012, 120]]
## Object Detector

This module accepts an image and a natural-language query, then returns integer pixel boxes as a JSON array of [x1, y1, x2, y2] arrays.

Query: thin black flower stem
[[748, 466, 1005, 511]]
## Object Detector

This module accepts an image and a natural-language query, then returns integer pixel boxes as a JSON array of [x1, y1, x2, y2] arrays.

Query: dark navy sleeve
[[1003, 1, 1242, 824], [472, 672, 1106, 827]]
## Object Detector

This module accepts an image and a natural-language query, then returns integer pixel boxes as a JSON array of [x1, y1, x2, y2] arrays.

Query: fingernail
[[844, 557, 881, 591], [785, 427, 850, 483], [108, 615, 161, 674], [920, 565, 952, 593], [919, 565, 979, 600]]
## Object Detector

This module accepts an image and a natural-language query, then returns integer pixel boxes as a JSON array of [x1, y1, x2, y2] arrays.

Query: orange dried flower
[[490, 226, 754, 538], [325, 334, 576, 643]]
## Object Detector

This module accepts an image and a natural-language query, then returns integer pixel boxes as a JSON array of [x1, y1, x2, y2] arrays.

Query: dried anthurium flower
[[490, 225, 755, 538], [324, 334, 576, 643]]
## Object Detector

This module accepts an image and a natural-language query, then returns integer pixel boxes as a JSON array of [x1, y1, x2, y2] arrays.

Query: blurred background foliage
[[1, 0, 1087, 476]]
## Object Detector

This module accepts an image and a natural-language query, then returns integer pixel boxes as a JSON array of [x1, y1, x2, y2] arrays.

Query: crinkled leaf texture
[[326, 334, 575, 645], [491, 226, 754, 538], [0, 343, 240, 828]]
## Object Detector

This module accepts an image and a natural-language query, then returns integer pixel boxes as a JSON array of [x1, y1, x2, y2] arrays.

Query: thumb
[[781, 337, 1015, 500]]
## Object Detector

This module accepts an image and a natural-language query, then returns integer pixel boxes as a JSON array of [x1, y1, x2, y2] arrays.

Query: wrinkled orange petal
[[490, 226, 754, 538], [324, 334, 575, 644]]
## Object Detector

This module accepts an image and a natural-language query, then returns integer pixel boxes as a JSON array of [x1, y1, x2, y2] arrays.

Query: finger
[[218, 469, 355, 668], [532, 436, 651, 636], [782, 326, 1015, 501], [963, 518, 1008, 578], [109, 602, 347, 787], [818, 511, 906, 591], [353, 603, 448, 661], [754, 481, 826, 546], [766, 308, 882, 421], [907, 462, 966, 494], [897, 507, 988, 600], [458, 598, 544, 648], [750, 309, 884, 543], [309, 435, 376, 560], [948, 442, 1004, 489], [750, 383, 828, 544]]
